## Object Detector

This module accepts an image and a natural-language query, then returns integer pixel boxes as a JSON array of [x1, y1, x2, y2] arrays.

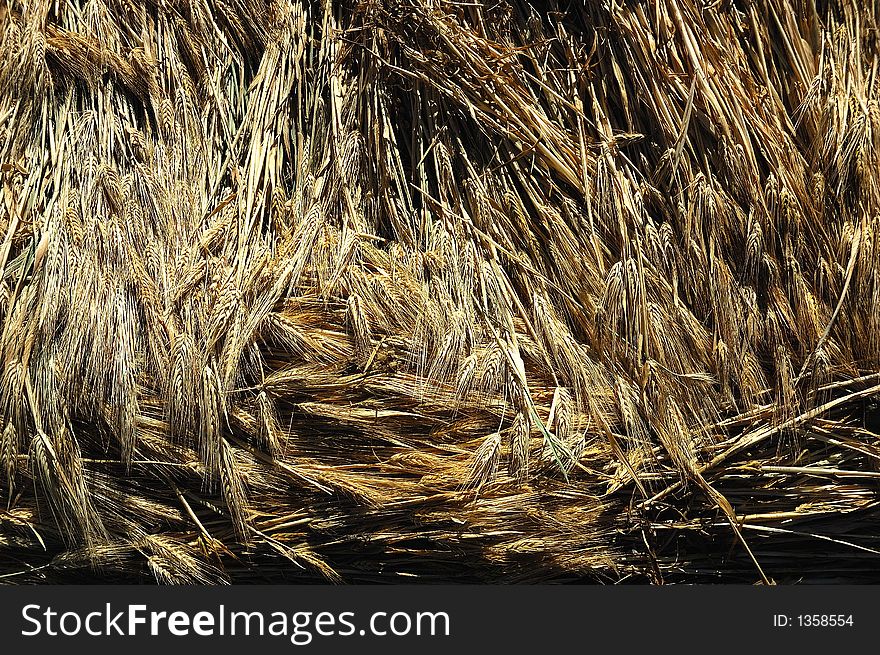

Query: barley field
[[1, 0, 879, 583]]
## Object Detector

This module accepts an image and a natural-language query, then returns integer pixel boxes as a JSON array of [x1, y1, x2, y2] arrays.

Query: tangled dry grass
[[1, 0, 879, 583]]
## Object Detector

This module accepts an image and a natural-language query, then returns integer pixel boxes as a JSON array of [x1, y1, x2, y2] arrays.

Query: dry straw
[[0, 0, 879, 583]]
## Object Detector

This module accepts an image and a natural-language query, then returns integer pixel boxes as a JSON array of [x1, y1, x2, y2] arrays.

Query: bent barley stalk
[[0, 0, 879, 583]]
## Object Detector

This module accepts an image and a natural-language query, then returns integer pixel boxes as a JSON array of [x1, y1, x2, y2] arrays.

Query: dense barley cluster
[[0, 0, 879, 583]]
